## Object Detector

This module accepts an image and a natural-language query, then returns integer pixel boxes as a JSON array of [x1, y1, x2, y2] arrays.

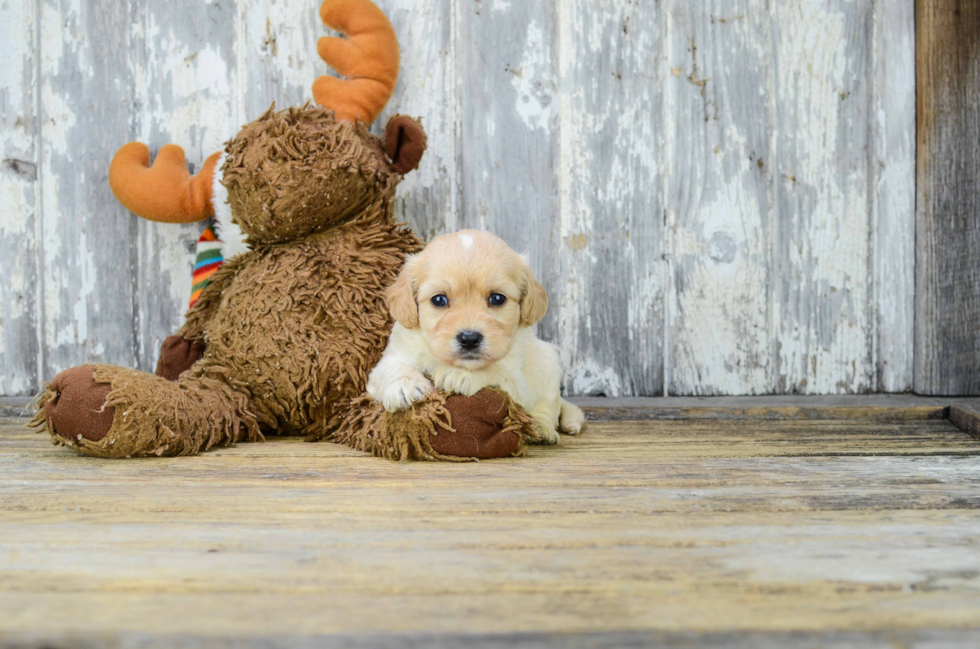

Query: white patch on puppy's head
[[458, 232, 475, 249]]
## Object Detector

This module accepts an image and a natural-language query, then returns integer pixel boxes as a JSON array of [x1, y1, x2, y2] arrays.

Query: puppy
[[367, 230, 584, 444]]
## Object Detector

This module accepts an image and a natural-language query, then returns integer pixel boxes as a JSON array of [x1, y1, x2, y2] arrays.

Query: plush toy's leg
[[32, 364, 260, 458], [326, 388, 536, 461]]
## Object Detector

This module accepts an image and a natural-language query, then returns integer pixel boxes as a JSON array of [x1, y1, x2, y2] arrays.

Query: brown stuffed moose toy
[[33, 0, 536, 460]]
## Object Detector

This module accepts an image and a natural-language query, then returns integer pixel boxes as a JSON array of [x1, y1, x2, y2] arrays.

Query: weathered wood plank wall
[[915, 0, 980, 395], [0, 0, 921, 397], [0, 0, 39, 397]]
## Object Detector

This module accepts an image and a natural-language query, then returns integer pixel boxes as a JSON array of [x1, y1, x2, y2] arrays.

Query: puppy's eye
[[430, 294, 449, 308], [488, 293, 507, 307]]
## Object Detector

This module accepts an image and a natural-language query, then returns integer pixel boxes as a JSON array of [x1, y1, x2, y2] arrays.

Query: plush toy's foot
[[323, 388, 536, 461], [41, 365, 115, 444], [435, 390, 526, 458], [32, 364, 260, 458], [155, 335, 205, 380]]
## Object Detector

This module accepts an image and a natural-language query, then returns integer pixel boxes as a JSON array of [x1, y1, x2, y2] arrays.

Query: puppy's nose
[[456, 330, 484, 351]]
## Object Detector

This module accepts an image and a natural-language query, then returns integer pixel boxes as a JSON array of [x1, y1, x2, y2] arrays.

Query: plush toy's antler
[[313, 0, 399, 125], [109, 143, 220, 223]]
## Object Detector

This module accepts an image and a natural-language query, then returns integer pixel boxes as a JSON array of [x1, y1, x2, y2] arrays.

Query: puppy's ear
[[387, 254, 420, 329], [520, 263, 548, 327]]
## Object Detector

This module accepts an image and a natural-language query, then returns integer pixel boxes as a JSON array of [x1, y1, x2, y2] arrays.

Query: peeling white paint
[[375, 0, 460, 239], [558, 0, 664, 397], [511, 20, 556, 133], [0, 0, 38, 394], [566, 359, 624, 398], [1, 0, 917, 396], [872, 0, 915, 392], [772, 0, 873, 394]]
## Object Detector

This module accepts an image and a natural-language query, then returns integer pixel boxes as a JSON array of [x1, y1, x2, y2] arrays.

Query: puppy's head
[[388, 230, 547, 370]]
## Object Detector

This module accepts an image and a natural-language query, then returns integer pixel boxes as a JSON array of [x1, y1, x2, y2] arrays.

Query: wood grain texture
[[666, 0, 771, 395], [949, 404, 980, 442], [37, 0, 141, 379], [5, 630, 980, 649], [914, 0, 980, 395], [558, 0, 664, 396], [0, 0, 926, 397], [1, 418, 979, 641], [240, 0, 318, 119], [0, 0, 39, 397], [872, 0, 916, 393], [771, 0, 874, 394], [6, 631, 980, 649]]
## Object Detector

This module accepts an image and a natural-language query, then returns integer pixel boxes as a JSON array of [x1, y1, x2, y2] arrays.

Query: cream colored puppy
[[367, 230, 584, 444]]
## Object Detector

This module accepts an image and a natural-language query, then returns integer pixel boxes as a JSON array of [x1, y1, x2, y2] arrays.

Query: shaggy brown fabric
[[34, 365, 262, 458], [37, 366, 114, 443], [325, 388, 534, 461], [222, 104, 397, 246], [155, 335, 205, 380], [33, 104, 531, 461]]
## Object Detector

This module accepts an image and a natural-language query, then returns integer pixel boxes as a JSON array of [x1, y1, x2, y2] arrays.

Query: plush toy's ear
[[383, 115, 427, 175], [387, 254, 421, 328], [520, 262, 548, 327]]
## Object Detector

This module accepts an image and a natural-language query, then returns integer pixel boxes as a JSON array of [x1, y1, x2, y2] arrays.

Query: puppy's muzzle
[[456, 330, 484, 352]]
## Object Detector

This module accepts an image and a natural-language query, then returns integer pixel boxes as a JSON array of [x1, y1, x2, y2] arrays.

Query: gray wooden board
[[949, 404, 980, 442], [37, 0, 141, 380], [666, 0, 770, 395], [558, 0, 665, 397], [0, 0, 39, 397], [3, 629, 980, 649], [2, 418, 980, 640], [771, 0, 874, 394], [0, 0, 927, 396], [914, 0, 980, 395], [873, 0, 916, 393]]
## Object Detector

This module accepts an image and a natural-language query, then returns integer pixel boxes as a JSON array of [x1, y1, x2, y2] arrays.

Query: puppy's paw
[[381, 375, 434, 412], [559, 401, 585, 435], [529, 420, 560, 446]]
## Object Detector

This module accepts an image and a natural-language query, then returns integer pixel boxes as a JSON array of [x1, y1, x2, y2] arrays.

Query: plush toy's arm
[[177, 254, 248, 345], [322, 388, 536, 461]]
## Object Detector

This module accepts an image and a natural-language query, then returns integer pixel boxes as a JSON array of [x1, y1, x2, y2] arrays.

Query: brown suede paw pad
[[435, 389, 522, 459], [155, 334, 205, 381], [42, 365, 114, 443]]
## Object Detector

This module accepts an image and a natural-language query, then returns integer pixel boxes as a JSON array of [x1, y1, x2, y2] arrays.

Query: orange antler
[[109, 143, 220, 224], [313, 0, 399, 125]]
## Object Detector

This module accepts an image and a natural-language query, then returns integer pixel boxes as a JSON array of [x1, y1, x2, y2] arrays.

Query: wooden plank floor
[[2, 413, 980, 647]]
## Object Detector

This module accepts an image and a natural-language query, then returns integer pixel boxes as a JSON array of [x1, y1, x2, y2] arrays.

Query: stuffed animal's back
[[200, 219, 421, 434]]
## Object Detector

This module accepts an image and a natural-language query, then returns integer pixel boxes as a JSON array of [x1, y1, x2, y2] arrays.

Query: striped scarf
[[190, 225, 224, 307]]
